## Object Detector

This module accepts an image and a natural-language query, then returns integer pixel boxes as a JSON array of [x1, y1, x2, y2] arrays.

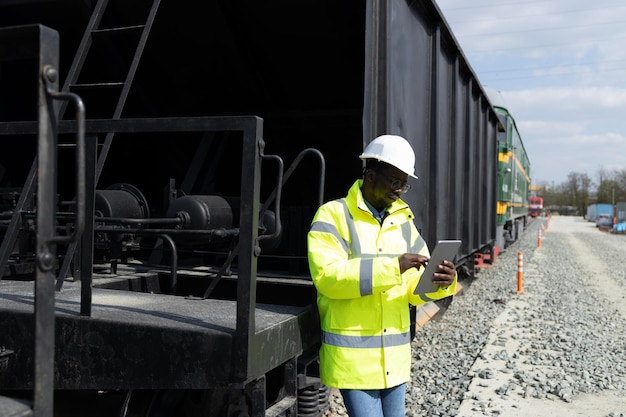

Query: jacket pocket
[[328, 298, 380, 331]]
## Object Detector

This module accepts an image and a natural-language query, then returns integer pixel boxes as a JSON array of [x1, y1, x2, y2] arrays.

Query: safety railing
[[0, 23, 86, 417]]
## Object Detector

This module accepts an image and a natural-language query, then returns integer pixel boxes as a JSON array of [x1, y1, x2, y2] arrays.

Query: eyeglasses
[[379, 173, 411, 194]]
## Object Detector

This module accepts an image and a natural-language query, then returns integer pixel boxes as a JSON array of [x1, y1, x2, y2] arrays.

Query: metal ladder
[[56, 0, 162, 288], [59, 0, 162, 169], [0, 0, 161, 283]]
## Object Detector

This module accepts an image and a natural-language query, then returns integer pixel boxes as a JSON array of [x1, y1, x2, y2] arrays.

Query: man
[[307, 134, 457, 417]]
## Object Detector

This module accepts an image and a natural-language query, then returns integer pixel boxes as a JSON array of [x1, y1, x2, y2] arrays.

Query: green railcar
[[485, 88, 531, 249]]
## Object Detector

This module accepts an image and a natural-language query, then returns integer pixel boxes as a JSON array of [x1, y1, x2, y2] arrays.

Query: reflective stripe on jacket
[[307, 180, 456, 389]]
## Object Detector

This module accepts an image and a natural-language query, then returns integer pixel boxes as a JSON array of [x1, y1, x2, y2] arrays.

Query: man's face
[[368, 165, 409, 210]]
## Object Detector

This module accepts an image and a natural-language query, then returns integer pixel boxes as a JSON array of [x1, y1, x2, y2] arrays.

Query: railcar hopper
[[0, 275, 317, 391]]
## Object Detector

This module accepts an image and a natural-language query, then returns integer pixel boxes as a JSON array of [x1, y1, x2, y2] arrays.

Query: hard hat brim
[[359, 154, 418, 179]]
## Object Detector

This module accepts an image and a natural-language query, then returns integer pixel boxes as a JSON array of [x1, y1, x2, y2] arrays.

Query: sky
[[435, 0, 626, 188]]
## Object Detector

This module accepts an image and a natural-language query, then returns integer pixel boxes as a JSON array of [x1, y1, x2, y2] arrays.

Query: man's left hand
[[432, 259, 456, 287]]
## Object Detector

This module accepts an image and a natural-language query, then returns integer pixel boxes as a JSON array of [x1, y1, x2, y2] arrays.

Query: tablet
[[413, 240, 461, 295]]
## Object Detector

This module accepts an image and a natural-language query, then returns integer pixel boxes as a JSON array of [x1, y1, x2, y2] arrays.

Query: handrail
[[41, 66, 86, 248]]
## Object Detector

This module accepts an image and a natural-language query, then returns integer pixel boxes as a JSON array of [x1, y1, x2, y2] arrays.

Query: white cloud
[[518, 120, 583, 137], [504, 87, 626, 120], [435, 0, 626, 184]]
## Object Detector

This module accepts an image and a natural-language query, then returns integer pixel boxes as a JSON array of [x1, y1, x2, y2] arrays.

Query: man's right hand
[[398, 253, 429, 274]]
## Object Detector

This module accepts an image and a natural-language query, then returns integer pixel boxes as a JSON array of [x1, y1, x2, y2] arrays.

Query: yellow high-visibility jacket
[[307, 180, 456, 389]]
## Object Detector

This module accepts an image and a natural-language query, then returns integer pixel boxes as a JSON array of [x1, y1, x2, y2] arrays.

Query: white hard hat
[[359, 134, 417, 178]]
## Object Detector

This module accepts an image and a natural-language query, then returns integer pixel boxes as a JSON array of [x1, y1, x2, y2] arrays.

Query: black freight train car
[[0, 1, 499, 416]]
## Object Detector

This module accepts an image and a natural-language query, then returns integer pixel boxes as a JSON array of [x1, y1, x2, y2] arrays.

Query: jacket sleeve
[[307, 202, 403, 300], [407, 268, 457, 305]]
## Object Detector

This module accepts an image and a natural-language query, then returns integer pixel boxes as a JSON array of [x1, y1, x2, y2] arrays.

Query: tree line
[[534, 168, 626, 216]]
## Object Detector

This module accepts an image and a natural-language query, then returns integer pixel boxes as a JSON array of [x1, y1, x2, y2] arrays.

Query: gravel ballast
[[325, 215, 626, 416]]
